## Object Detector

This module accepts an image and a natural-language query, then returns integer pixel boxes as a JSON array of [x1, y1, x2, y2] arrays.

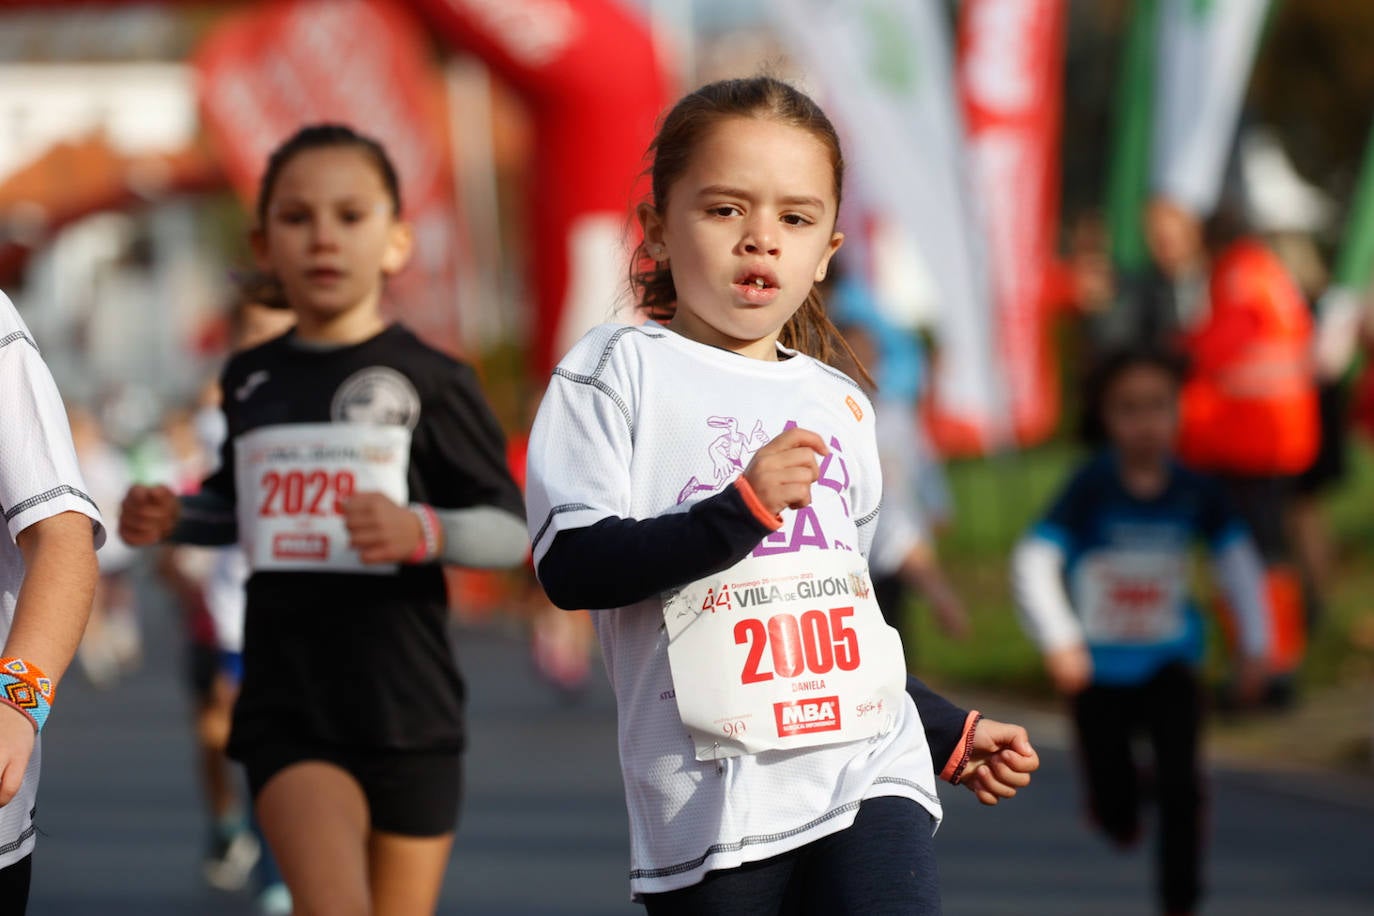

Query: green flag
[[1106, 0, 1159, 274], [1334, 120, 1374, 292]]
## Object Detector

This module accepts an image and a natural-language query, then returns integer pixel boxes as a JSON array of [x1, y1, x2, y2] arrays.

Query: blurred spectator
[[1269, 231, 1346, 620], [1146, 196, 1319, 705], [66, 403, 141, 688], [148, 404, 261, 894], [831, 276, 969, 647]]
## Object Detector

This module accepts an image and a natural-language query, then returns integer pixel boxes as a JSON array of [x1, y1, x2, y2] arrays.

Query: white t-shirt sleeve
[[0, 294, 104, 546], [526, 327, 636, 568]]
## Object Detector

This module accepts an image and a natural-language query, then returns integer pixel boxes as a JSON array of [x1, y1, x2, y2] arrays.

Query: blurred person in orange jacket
[[1145, 197, 1319, 706]]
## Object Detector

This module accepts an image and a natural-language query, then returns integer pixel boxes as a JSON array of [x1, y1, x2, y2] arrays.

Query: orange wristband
[[733, 477, 783, 531]]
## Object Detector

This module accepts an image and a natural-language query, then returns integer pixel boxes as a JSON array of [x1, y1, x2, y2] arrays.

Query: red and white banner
[[410, 0, 670, 374], [194, 0, 469, 355], [955, 0, 1066, 450], [11, 0, 670, 372]]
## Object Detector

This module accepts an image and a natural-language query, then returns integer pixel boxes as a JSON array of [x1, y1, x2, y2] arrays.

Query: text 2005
[[734, 607, 861, 684]]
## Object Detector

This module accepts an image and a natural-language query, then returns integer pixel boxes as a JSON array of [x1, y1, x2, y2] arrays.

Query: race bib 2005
[[663, 551, 908, 761], [1075, 550, 1187, 644], [235, 423, 410, 574]]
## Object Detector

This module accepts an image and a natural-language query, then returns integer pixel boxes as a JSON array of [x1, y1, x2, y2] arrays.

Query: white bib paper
[[663, 551, 908, 761], [235, 423, 410, 574], [1075, 551, 1187, 643]]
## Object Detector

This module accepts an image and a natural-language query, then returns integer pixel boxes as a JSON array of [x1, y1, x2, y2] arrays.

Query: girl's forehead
[[1109, 364, 1177, 393], [270, 147, 388, 200], [675, 116, 837, 196]]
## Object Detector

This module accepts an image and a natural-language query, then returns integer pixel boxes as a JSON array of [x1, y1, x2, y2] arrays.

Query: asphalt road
[[24, 604, 1374, 915]]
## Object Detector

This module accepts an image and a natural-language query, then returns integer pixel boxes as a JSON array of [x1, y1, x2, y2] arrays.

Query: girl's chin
[[293, 295, 367, 317]]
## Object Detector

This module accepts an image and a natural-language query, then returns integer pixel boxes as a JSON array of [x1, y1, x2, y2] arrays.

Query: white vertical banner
[[1152, 0, 1270, 215], [770, 0, 1007, 452]]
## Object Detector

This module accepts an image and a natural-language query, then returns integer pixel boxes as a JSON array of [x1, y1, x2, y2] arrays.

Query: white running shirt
[[527, 324, 940, 897], [0, 291, 105, 869]]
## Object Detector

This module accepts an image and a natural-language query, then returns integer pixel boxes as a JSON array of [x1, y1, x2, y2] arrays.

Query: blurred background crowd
[[0, 0, 1372, 912]]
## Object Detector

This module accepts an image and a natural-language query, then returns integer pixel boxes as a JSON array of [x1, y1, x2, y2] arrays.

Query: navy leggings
[[1073, 662, 1204, 914], [0, 854, 31, 915], [641, 796, 941, 916]]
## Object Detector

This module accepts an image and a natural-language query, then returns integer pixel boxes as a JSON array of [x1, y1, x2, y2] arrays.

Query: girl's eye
[[707, 205, 741, 218], [782, 213, 813, 227], [340, 210, 366, 223], [278, 211, 310, 225]]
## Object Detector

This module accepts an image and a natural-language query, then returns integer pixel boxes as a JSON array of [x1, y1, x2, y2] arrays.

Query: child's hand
[[925, 577, 971, 641], [119, 484, 180, 545], [342, 493, 426, 564], [742, 427, 829, 516], [1044, 643, 1092, 695], [961, 718, 1039, 806]]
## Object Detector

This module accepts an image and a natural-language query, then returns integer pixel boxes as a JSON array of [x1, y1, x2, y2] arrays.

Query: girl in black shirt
[[119, 125, 526, 914]]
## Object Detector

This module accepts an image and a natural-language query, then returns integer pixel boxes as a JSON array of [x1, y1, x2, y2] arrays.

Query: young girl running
[[118, 124, 527, 916], [1011, 345, 1270, 916], [527, 76, 1038, 914]]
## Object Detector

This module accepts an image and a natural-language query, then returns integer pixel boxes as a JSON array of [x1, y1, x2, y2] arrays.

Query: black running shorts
[[243, 742, 462, 837]]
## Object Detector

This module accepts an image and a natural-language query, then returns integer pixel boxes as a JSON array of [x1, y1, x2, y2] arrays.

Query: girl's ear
[[637, 202, 668, 261], [381, 221, 415, 276], [814, 231, 845, 283]]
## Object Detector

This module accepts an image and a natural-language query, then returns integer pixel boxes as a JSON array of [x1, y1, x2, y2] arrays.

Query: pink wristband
[[407, 503, 441, 564]]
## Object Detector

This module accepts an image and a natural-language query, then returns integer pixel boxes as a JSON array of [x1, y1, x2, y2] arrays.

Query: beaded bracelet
[[407, 503, 441, 564], [0, 657, 53, 733], [948, 712, 984, 786]]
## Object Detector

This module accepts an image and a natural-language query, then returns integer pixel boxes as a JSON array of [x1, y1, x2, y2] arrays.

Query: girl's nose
[[741, 219, 779, 257], [310, 218, 340, 250]]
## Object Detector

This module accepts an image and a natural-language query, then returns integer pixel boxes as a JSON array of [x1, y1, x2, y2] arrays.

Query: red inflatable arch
[[3, 0, 670, 373]]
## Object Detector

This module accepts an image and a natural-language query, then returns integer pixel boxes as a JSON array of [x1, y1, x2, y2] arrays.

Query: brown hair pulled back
[[632, 76, 871, 384], [241, 123, 402, 309]]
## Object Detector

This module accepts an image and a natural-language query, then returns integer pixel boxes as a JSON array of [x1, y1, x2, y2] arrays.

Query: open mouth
[[733, 268, 780, 304]]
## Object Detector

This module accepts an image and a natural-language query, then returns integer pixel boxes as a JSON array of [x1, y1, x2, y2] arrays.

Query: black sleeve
[[906, 675, 970, 771], [536, 483, 775, 610], [169, 490, 238, 546], [415, 363, 524, 518], [199, 361, 239, 507]]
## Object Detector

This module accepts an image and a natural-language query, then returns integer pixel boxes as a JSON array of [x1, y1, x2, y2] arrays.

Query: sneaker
[[203, 828, 261, 892]]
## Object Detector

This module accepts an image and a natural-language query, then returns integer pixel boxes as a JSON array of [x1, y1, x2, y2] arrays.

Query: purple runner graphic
[[676, 416, 771, 505]]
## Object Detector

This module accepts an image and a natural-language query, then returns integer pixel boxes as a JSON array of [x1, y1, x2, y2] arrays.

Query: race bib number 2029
[[234, 423, 410, 575], [662, 551, 908, 761]]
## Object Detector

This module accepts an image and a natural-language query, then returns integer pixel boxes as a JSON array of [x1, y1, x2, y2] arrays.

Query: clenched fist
[[342, 492, 429, 564], [119, 484, 180, 546], [742, 427, 829, 516]]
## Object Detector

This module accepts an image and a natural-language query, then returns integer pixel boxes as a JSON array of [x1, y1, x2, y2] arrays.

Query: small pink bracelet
[[407, 503, 441, 564]]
